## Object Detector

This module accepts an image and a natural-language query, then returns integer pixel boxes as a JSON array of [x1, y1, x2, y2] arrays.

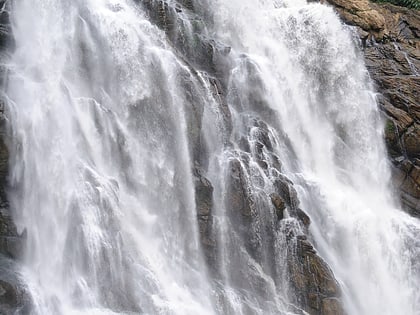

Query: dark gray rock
[[194, 165, 218, 273], [0, 1, 29, 312], [0, 255, 31, 315]]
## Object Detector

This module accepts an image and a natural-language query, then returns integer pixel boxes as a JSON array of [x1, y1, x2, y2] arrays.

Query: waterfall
[[3, 0, 420, 314]]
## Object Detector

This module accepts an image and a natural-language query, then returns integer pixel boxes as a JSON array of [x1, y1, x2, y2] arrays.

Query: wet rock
[[0, 133, 8, 201], [0, 1, 30, 313], [227, 159, 253, 218], [194, 166, 217, 269], [273, 177, 299, 211], [225, 157, 271, 261], [402, 124, 420, 158], [397, 164, 420, 207], [382, 99, 413, 130], [208, 76, 233, 137], [0, 256, 31, 314], [296, 208, 311, 228], [0, 0, 14, 52], [195, 168, 213, 217], [321, 297, 345, 315], [288, 236, 344, 315], [270, 193, 285, 220], [139, 2, 348, 313], [0, 136, 26, 261], [269, 173, 344, 314], [0, 127, 27, 263], [141, 0, 231, 77], [0, 235, 24, 260], [384, 118, 402, 157], [328, 0, 420, 217], [179, 0, 194, 11]]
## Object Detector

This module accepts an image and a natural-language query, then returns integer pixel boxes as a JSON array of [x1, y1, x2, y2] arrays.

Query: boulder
[[288, 235, 345, 315], [403, 124, 420, 158], [326, 0, 386, 38]]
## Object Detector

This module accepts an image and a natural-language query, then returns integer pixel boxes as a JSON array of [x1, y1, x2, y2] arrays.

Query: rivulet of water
[[4, 0, 420, 314]]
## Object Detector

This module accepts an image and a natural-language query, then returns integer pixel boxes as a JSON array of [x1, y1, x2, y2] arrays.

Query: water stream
[[3, 0, 420, 314]]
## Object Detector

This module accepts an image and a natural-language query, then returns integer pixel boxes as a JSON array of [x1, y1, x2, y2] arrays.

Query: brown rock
[[382, 100, 414, 131], [273, 178, 299, 210], [270, 193, 286, 220], [328, 0, 370, 11], [384, 119, 401, 157], [194, 166, 217, 269], [403, 124, 420, 158], [401, 165, 420, 198], [288, 235, 345, 315], [296, 208, 311, 227], [227, 158, 253, 218], [322, 297, 345, 315], [0, 256, 31, 314], [328, 0, 420, 217], [195, 168, 214, 217], [327, 0, 385, 38]]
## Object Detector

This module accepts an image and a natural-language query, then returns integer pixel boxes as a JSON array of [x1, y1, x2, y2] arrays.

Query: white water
[[4, 0, 420, 314]]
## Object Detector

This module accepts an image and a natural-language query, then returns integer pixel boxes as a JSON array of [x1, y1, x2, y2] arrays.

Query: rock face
[[288, 236, 344, 315], [0, 1, 30, 313], [0, 127, 29, 315], [140, 1, 346, 314], [326, 0, 386, 38], [222, 129, 345, 315], [5, 0, 416, 314], [327, 0, 420, 217], [194, 165, 218, 270]]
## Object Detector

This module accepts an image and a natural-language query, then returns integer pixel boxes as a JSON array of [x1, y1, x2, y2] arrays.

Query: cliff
[[0, 0, 29, 313], [141, 1, 347, 314], [0, 1, 417, 314], [326, 0, 420, 217]]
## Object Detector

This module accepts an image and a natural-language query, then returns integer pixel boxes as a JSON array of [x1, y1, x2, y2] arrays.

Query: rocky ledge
[[326, 0, 420, 217]]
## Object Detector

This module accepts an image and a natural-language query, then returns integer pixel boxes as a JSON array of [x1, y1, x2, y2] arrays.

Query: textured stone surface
[[0, 1, 30, 313], [288, 236, 345, 315], [327, 0, 386, 38], [194, 165, 217, 270], [139, 2, 347, 314], [6, 0, 418, 313], [0, 256, 31, 314], [327, 0, 420, 217]]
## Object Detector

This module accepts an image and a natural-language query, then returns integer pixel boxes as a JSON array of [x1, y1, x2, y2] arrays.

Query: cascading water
[[3, 0, 420, 314]]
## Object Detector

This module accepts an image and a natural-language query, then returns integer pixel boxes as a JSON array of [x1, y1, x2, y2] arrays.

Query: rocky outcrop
[[141, 1, 346, 314], [224, 120, 345, 315], [141, 0, 231, 80], [326, 0, 386, 39], [0, 0, 30, 313], [0, 126, 29, 315], [288, 235, 344, 315], [0, 256, 30, 314], [327, 0, 420, 217], [0, 125, 25, 261], [194, 165, 218, 270]]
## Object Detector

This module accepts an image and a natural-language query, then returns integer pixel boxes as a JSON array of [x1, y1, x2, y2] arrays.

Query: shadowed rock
[[288, 235, 345, 315]]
